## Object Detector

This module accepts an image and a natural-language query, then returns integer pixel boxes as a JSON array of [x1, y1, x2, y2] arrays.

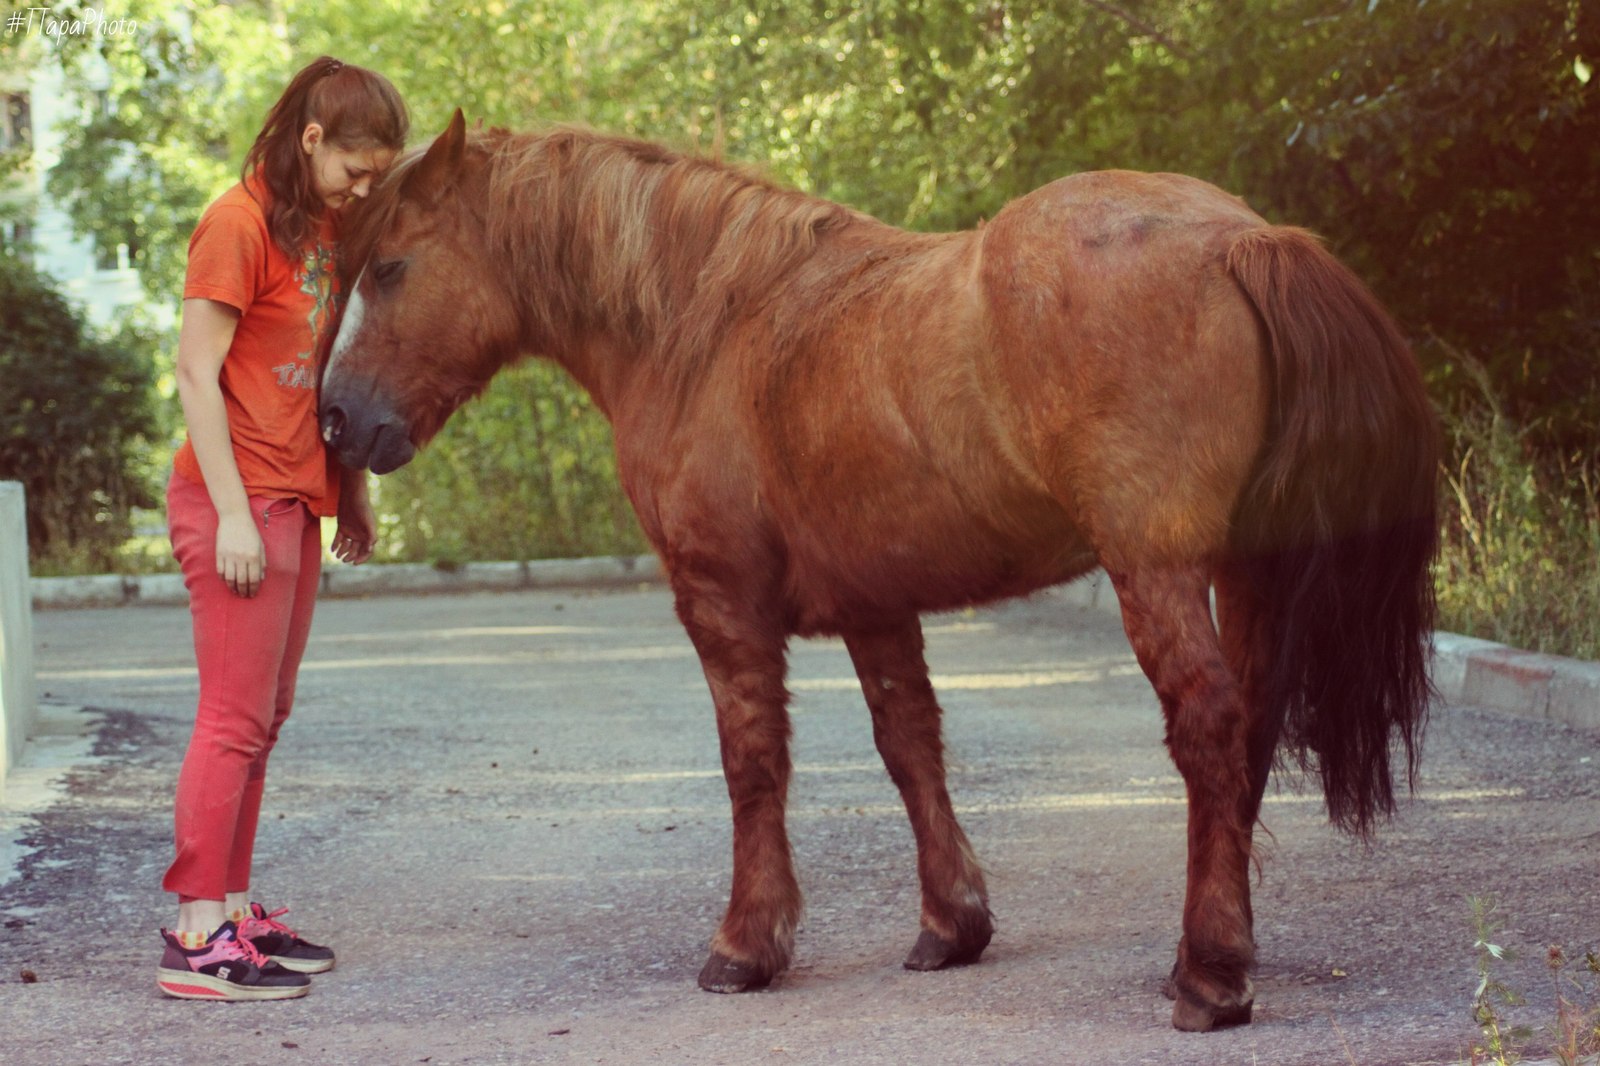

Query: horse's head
[[320, 109, 520, 473]]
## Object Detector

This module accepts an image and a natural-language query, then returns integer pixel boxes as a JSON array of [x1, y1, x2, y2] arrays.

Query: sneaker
[[156, 921, 310, 1001], [239, 903, 336, 974]]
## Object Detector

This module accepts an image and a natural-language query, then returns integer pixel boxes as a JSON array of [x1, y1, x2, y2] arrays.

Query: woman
[[155, 56, 407, 1001]]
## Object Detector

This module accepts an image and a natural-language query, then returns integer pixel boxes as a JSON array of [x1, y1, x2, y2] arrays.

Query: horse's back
[[976, 170, 1274, 569], [646, 170, 1275, 629]]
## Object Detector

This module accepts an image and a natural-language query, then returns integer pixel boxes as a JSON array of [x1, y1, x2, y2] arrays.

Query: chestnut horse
[[321, 111, 1438, 1031]]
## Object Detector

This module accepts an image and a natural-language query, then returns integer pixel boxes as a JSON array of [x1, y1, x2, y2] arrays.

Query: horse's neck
[[552, 333, 639, 420], [516, 141, 855, 392]]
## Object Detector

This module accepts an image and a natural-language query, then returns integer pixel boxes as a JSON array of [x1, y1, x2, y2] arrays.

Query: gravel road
[[3, 585, 1597, 1065]]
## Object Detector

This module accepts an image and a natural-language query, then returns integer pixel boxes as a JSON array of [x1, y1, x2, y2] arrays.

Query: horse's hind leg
[[1157, 563, 1286, 1009], [843, 619, 993, 970], [1110, 565, 1256, 1031], [1214, 561, 1287, 832], [672, 576, 801, 994]]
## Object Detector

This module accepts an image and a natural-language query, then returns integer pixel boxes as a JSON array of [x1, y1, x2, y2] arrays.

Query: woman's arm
[[174, 297, 265, 598]]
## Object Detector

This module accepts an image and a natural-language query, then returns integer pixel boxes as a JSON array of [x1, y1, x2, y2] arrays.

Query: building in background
[[2, 50, 151, 331]]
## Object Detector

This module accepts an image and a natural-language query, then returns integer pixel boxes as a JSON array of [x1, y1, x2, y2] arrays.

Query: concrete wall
[[0, 482, 37, 799]]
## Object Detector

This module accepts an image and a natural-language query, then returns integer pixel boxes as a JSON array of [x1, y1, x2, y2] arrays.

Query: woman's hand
[[216, 509, 266, 597], [331, 472, 377, 565]]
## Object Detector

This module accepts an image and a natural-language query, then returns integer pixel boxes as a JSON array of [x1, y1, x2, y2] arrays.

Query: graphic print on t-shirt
[[271, 241, 338, 391]]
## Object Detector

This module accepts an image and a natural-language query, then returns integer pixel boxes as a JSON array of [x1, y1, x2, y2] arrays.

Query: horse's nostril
[[321, 405, 347, 445]]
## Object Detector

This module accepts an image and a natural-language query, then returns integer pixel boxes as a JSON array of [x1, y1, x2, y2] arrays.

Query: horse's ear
[[406, 108, 467, 207]]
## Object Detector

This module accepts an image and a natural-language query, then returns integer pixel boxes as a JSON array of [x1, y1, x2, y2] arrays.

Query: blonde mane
[[485, 126, 858, 370], [345, 125, 859, 379]]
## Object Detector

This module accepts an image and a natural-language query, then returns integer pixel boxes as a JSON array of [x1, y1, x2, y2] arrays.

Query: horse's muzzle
[[319, 395, 417, 475]]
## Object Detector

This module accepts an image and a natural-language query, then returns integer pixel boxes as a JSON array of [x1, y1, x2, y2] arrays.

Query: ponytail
[[243, 56, 409, 259]]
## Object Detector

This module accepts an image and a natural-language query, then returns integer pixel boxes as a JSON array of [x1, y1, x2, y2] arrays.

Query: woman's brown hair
[[242, 56, 408, 259]]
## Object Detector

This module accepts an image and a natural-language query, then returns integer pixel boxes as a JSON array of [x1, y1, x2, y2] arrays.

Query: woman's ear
[[301, 122, 326, 155]]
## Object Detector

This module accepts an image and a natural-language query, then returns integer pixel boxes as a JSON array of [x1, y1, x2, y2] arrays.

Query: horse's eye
[[372, 258, 406, 287]]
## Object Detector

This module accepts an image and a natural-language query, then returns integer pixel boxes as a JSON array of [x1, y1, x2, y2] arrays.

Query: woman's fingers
[[219, 554, 263, 597], [216, 516, 266, 597], [241, 554, 263, 597], [331, 529, 374, 565]]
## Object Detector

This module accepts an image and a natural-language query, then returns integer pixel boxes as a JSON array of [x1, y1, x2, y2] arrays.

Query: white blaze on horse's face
[[324, 265, 369, 441]]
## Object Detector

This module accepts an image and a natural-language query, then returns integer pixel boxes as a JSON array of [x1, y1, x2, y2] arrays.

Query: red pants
[[163, 472, 321, 901]]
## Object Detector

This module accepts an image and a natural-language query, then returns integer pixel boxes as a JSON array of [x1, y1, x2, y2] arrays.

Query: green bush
[[0, 254, 163, 574], [370, 361, 646, 567]]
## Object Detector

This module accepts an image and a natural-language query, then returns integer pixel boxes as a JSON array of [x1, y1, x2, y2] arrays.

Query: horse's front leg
[[1110, 565, 1257, 1032], [672, 576, 800, 993], [843, 619, 993, 970]]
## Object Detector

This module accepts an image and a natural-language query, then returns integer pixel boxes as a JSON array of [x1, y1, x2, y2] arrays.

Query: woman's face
[[301, 123, 399, 212]]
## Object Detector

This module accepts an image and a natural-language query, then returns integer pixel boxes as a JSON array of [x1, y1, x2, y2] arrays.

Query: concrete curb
[[1045, 578, 1600, 736], [27, 561, 1600, 735], [1432, 631, 1600, 732], [29, 553, 666, 610]]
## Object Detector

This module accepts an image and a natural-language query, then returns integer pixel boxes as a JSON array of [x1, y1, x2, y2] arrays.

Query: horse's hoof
[[1170, 989, 1254, 1032], [903, 927, 989, 971], [697, 951, 772, 993]]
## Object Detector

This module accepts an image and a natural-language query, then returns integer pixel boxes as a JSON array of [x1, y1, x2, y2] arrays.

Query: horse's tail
[[1225, 226, 1439, 836]]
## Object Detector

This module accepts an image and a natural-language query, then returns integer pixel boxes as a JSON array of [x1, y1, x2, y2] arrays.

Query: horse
[[319, 110, 1439, 1031]]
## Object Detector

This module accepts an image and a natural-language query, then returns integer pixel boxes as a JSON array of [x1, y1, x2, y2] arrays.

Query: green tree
[[1237, 0, 1599, 450], [633, 0, 1598, 447], [0, 254, 161, 571], [31, 0, 1600, 573]]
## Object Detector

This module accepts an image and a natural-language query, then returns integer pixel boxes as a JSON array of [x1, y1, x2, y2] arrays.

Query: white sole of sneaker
[[155, 967, 309, 1001], [268, 954, 335, 974]]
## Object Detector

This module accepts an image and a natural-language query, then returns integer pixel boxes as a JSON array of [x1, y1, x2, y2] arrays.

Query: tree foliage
[[0, 254, 160, 570], [30, 0, 1599, 567], [628, 0, 1598, 449], [1236, 0, 1599, 449], [374, 364, 645, 565]]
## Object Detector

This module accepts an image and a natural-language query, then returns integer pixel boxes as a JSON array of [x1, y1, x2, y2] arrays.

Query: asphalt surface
[[3, 584, 1598, 1065]]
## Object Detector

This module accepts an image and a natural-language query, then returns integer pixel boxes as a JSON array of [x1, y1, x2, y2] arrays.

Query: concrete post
[[0, 482, 37, 800]]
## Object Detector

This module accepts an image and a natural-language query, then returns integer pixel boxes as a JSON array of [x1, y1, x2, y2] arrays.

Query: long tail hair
[[1226, 227, 1440, 836]]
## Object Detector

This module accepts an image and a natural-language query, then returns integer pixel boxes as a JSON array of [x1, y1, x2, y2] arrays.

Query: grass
[[1434, 372, 1600, 661]]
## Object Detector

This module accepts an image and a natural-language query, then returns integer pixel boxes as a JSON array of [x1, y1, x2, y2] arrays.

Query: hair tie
[[326, 59, 344, 75]]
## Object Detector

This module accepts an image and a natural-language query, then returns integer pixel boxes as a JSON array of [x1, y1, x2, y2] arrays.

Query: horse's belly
[[781, 496, 1095, 636]]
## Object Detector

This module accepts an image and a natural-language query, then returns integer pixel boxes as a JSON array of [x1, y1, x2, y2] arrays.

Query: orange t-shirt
[[173, 178, 343, 517]]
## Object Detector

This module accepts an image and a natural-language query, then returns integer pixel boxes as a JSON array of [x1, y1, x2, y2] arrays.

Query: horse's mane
[[341, 124, 860, 376]]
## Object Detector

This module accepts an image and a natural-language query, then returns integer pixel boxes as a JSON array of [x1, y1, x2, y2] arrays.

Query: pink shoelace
[[228, 930, 272, 967], [239, 905, 299, 942]]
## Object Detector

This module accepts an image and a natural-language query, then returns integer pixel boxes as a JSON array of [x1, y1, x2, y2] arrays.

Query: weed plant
[[1435, 362, 1600, 661], [1468, 895, 1600, 1066]]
